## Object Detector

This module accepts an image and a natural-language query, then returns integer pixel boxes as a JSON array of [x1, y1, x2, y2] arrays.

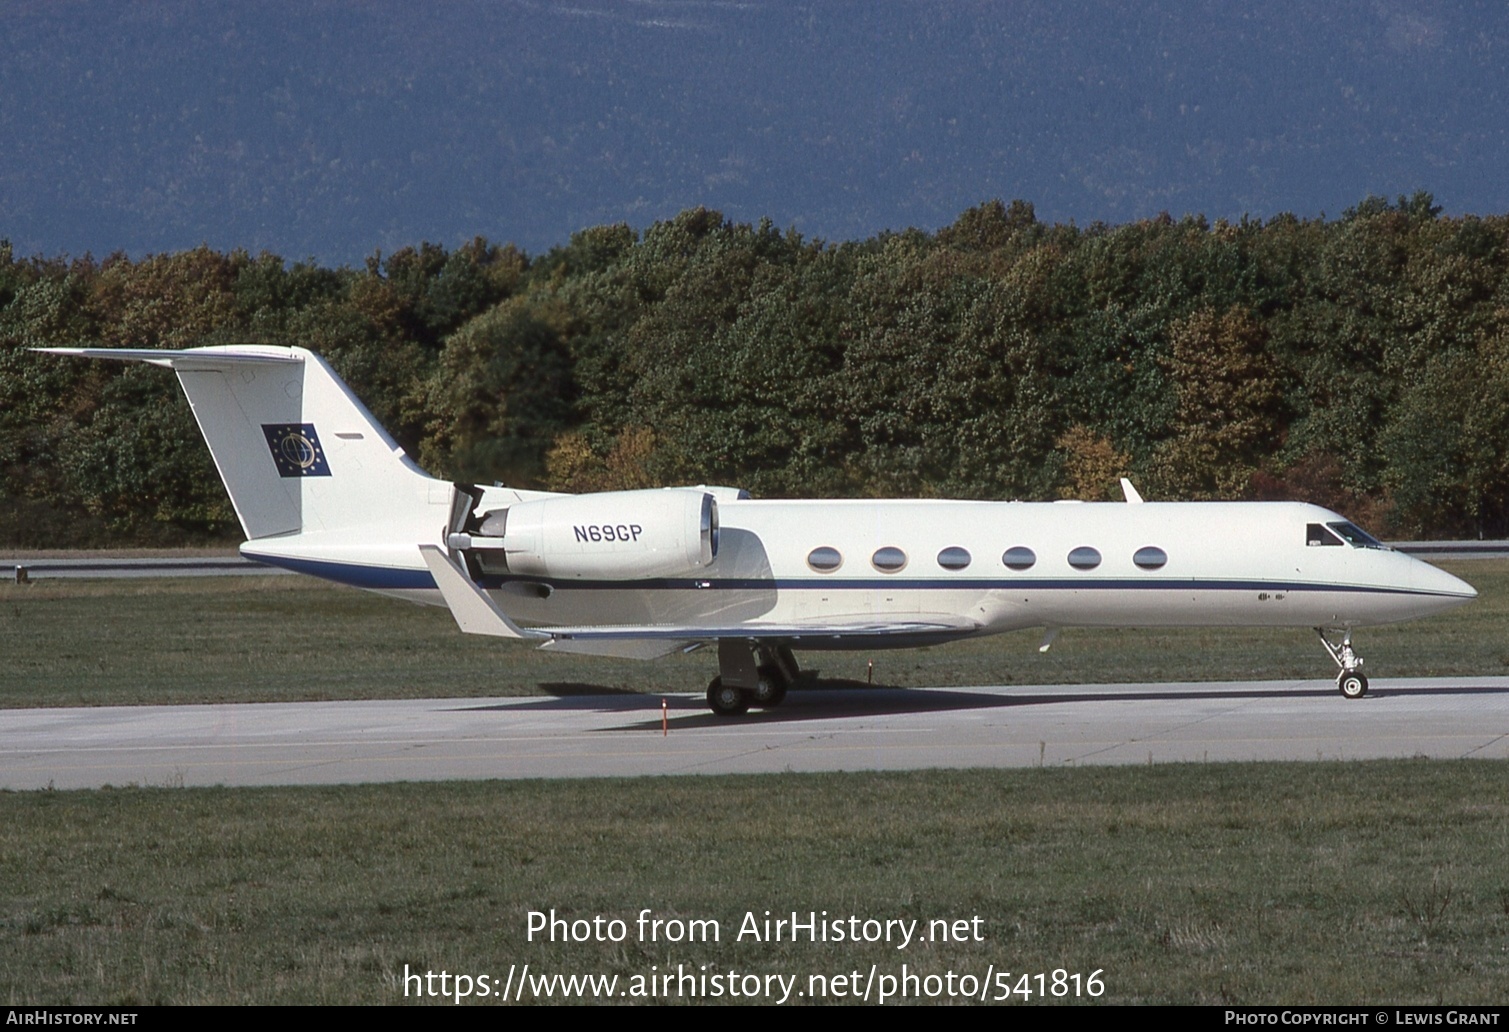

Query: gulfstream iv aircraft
[[41, 345, 1477, 715]]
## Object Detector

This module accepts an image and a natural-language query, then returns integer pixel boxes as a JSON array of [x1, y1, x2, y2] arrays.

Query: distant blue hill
[[2, 1, 1506, 264]]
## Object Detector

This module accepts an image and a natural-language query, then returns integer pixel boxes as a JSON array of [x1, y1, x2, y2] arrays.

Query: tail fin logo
[[262, 424, 332, 478]]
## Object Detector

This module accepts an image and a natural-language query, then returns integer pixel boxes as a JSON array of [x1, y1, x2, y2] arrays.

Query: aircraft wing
[[418, 546, 977, 659], [535, 617, 979, 659]]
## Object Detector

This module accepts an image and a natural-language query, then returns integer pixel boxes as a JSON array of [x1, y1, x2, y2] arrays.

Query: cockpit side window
[[1327, 521, 1390, 550], [1307, 523, 1343, 547]]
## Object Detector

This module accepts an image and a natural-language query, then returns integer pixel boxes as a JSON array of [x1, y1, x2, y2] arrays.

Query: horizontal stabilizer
[[34, 346, 301, 368]]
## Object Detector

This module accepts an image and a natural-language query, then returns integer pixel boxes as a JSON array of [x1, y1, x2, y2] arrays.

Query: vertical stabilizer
[[34, 346, 444, 543]]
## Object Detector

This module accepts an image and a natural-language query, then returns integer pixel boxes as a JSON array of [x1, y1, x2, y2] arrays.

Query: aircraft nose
[[1413, 559, 1477, 606]]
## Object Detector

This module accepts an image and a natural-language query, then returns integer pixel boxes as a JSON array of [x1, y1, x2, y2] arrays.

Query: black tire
[[707, 676, 751, 716], [1337, 671, 1369, 699], [750, 665, 788, 708]]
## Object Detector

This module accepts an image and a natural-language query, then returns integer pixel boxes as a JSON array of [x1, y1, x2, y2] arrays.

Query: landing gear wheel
[[707, 676, 750, 717], [750, 665, 788, 708], [1317, 629, 1368, 700]]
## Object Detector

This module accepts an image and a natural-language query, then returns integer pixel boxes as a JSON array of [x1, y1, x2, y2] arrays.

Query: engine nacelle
[[485, 488, 718, 579]]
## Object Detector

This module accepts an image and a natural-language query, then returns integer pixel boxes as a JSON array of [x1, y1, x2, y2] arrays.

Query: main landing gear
[[1317, 628, 1368, 699], [706, 641, 799, 717]]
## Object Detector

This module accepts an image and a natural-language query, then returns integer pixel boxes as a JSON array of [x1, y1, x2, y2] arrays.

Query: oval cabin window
[[1133, 546, 1168, 570], [1067, 546, 1102, 570], [1002, 546, 1036, 571], [937, 546, 971, 570], [871, 546, 907, 573], [807, 546, 842, 573]]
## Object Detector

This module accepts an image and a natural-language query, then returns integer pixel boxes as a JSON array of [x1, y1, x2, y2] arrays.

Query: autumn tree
[[1149, 306, 1282, 499]]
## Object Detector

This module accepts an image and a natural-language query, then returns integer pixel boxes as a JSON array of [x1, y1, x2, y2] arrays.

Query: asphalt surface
[[3, 677, 1506, 790]]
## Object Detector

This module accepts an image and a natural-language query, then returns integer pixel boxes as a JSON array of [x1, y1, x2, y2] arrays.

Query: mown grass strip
[[1, 561, 1504, 709], [3, 762, 1508, 1004]]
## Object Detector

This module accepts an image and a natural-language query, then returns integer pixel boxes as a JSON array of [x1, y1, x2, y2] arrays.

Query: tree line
[[3, 192, 1507, 547]]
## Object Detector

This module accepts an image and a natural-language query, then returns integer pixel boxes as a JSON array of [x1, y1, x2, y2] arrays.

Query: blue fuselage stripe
[[246, 554, 1464, 599], [245, 553, 437, 589]]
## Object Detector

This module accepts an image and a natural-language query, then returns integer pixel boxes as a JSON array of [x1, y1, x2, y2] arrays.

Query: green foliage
[[5, 198, 1509, 542], [1380, 323, 1509, 536], [422, 296, 576, 484], [1150, 306, 1282, 499], [55, 365, 234, 537]]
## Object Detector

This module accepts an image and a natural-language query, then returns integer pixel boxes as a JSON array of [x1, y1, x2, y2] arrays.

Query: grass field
[[2, 562, 1507, 1005], [1, 559, 1505, 708], [3, 763, 1508, 1005]]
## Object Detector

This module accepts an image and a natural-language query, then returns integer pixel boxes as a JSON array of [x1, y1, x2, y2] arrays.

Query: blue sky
[[3, 0, 1505, 264]]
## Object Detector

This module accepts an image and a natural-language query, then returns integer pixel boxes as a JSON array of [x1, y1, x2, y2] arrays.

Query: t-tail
[[36, 345, 458, 594]]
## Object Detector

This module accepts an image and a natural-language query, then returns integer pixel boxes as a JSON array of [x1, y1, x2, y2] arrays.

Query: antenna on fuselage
[[1120, 478, 1145, 504]]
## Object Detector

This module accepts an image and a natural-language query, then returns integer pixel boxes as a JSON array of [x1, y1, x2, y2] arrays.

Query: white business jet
[[39, 345, 1477, 715]]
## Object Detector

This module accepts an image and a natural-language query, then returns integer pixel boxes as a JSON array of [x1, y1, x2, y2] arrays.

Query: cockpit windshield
[[1307, 523, 1341, 546], [1326, 521, 1390, 550]]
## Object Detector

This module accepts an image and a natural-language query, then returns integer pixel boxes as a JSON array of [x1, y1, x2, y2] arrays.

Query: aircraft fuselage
[[451, 498, 1472, 639]]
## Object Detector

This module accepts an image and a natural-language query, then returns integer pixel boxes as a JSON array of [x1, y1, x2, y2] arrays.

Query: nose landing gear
[[1317, 628, 1368, 699]]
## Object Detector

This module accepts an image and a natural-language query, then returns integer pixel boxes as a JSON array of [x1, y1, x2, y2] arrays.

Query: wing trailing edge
[[418, 545, 978, 654]]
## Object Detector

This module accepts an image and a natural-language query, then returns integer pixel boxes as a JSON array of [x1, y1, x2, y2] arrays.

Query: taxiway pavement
[[2, 677, 1506, 790]]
